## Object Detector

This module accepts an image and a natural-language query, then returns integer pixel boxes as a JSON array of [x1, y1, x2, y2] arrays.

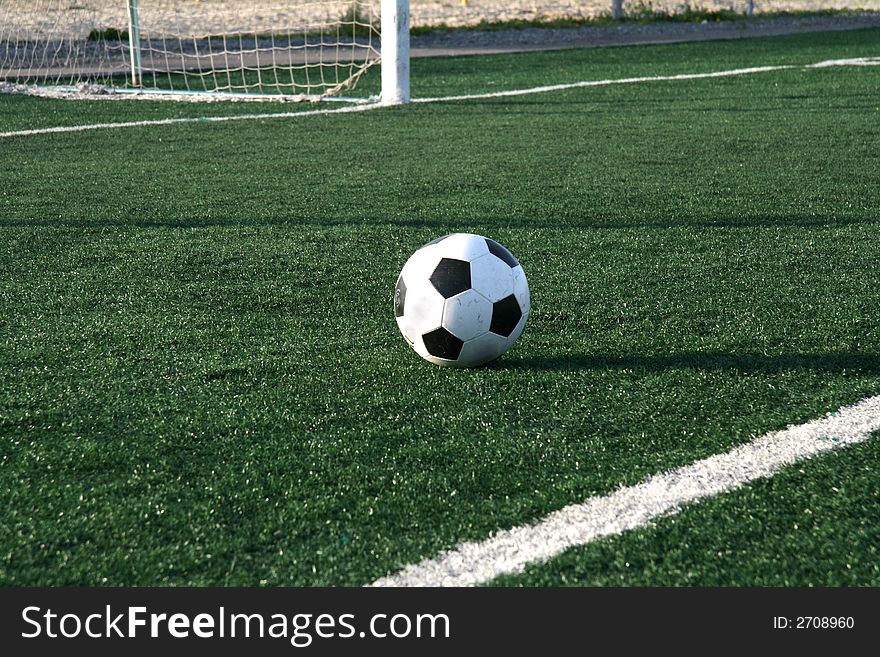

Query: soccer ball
[[394, 233, 530, 367]]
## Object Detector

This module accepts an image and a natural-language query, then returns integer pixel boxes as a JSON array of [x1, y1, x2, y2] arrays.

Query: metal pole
[[127, 0, 142, 86]]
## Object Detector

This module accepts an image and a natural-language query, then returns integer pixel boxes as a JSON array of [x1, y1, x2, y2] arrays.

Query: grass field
[[1, 28, 879, 586]]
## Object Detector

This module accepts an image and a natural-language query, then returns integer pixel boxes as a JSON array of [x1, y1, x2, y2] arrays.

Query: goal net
[[0, 0, 401, 101]]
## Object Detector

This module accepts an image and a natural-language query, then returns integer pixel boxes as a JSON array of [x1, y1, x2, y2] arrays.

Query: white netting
[[0, 1, 381, 99]]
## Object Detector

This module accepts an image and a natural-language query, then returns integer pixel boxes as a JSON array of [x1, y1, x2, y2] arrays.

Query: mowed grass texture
[[492, 436, 880, 586], [1, 30, 880, 585]]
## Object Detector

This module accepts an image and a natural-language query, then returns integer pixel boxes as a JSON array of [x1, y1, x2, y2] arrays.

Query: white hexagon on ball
[[443, 289, 493, 342], [469, 253, 514, 302], [458, 331, 509, 366], [395, 279, 444, 348], [508, 265, 531, 344], [394, 233, 529, 367], [429, 232, 489, 261]]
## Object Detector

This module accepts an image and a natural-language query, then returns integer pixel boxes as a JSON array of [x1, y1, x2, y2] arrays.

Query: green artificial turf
[[491, 435, 880, 586], [1, 29, 879, 586], [1, 27, 879, 134]]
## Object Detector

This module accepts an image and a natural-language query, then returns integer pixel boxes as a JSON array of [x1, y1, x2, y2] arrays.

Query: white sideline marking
[[371, 394, 880, 587], [414, 64, 791, 103], [0, 101, 382, 138], [1, 57, 878, 139], [415, 56, 880, 103]]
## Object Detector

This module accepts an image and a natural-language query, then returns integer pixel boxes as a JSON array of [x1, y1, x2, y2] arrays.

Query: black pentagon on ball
[[394, 275, 407, 318], [490, 294, 522, 337], [430, 258, 471, 299], [485, 238, 519, 268], [422, 327, 464, 360]]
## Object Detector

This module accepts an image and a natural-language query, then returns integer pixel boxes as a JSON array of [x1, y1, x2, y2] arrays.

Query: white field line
[[414, 56, 880, 104], [0, 101, 381, 139], [371, 394, 880, 587], [1, 57, 878, 139], [413, 64, 793, 103]]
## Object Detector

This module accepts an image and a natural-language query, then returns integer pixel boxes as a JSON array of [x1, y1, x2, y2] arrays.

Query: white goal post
[[0, 0, 410, 103], [381, 0, 409, 104]]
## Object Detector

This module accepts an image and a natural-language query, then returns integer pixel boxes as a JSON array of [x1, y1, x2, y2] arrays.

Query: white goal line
[[1, 56, 878, 139], [413, 57, 880, 103], [370, 393, 880, 587]]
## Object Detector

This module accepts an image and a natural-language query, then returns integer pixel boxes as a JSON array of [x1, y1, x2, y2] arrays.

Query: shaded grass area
[[492, 434, 880, 586], [1, 33, 879, 585], [1, 27, 879, 133], [143, 59, 379, 97]]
